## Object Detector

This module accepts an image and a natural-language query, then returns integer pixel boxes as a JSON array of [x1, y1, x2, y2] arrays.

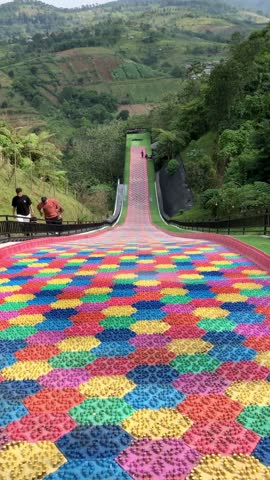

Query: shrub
[[166, 159, 179, 175], [112, 62, 157, 80], [117, 110, 129, 121]]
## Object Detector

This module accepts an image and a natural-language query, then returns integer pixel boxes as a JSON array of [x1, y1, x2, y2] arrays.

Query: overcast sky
[[0, 0, 112, 7]]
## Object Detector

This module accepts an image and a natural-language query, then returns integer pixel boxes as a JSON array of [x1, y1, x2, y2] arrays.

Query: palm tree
[[20, 130, 63, 192], [0, 124, 25, 187], [0, 122, 64, 191], [154, 128, 189, 160]]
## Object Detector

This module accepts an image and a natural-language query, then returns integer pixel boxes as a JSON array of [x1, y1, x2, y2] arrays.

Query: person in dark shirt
[[12, 187, 34, 223]]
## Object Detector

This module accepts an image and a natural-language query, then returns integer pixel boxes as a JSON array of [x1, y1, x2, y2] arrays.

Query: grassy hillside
[[222, 0, 270, 16], [0, 159, 93, 222], [0, 0, 83, 40], [1, 0, 268, 41]]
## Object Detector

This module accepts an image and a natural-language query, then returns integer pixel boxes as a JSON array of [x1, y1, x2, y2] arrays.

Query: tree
[[167, 159, 179, 175], [218, 121, 255, 178], [252, 121, 270, 183], [170, 66, 185, 78], [117, 110, 129, 121], [206, 60, 243, 128], [201, 188, 222, 217], [0, 122, 64, 190], [154, 128, 189, 161], [66, 121, 126, 191], [185, 155, 217, 193]]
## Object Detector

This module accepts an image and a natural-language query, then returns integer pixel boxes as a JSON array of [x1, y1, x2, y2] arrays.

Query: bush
[[117, 110, 129, 121], [112, 62, 157, 80], [167, 159, 179, 175]]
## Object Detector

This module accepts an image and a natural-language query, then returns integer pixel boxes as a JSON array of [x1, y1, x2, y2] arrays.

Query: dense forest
[[0, 0, 81, 40], [149, 23, 270, 219]]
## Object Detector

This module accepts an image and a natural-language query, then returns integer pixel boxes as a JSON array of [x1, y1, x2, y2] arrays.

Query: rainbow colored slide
[[0, 136, 270, 479]]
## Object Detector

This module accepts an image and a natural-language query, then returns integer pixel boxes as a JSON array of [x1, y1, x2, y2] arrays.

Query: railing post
[[264, 209, 268, 236], [5, 216, 10, 238]]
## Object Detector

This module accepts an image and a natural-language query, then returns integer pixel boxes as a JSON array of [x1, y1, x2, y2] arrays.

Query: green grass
[[112, 63, 159, 81], [234, 236, 270, 255], [117, 138, 131, 226], [91, 77, 181, 103], [0, 161, 92, 222], [182, 131, 218, 165], [172, 205, 213, 222]]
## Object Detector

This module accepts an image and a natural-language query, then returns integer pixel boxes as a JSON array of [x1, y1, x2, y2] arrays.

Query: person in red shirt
[[37, 196, 64, 224]]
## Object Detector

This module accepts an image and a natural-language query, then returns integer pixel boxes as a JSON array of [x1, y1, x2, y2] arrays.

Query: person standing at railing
[[12, 187, 34, 223], [37, 196, 64, 224]]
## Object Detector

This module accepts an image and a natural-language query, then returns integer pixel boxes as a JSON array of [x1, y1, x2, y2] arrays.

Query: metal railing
[[0, 215, 110, 242], [0, 184, 124, 243], [166, 211, 270, 236], [155, 174, 270, 236]]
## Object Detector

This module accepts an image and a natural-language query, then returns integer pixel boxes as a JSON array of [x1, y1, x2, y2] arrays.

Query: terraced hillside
[[0, 0, 269, 133]]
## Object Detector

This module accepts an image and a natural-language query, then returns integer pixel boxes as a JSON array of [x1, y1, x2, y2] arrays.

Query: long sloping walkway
[[0, 147, 270, 479]]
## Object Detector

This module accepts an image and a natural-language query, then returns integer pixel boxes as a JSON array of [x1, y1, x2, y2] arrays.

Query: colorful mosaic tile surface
[[0, 146, 270, 479]]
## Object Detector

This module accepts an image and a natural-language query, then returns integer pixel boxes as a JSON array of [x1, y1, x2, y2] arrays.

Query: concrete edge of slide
[[0, 229, 109, 261], [157, 227, 270, 273]]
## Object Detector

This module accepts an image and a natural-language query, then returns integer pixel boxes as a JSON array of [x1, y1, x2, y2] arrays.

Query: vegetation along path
[[0, 134, 270, 479]]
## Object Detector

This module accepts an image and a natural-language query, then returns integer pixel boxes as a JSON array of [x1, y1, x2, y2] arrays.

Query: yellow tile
[[2, 361, 52, 380], [80, 375, 135, 398], [194, 307, 229, 319], [0, 285, 21, 293], [9, 314, 45, 326], [102, 306, 136, 317], [160, 288, 188, 296], [84, 287, 112, 294], [0, 441, 66, 480], [216, 294, 248, 303], [233, 282, 263, 290], [134, 280, 160, 287], [47, 278, 72, 284], [130, 320, 169, 334], [57, 336, 100, 352], [5, 294, 34, 303], [51, 299, 82, 309], [168, 338, 212, 355], [187, 454, 270, 480], [226, 381, 270, 406], [122, 408, 191, 439]]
